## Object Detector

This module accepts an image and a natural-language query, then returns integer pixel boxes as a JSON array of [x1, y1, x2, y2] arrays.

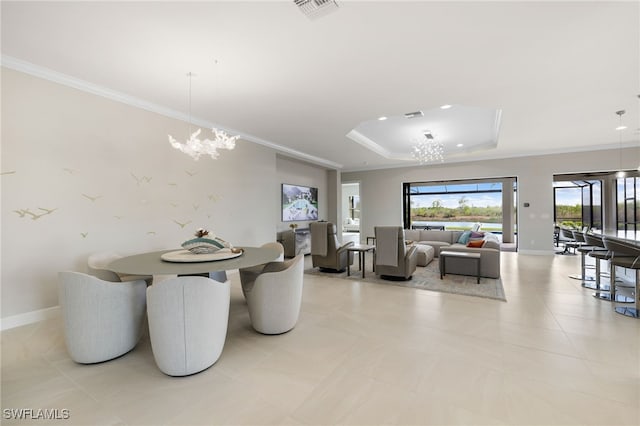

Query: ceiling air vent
[[404, 111, 424, 119], [423, 131, 434, 140], [294, 0, 339, 20]]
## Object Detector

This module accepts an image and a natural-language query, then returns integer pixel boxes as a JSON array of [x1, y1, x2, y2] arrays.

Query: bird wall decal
[[173, 219, 192, 228], [13, 207, 57, 220], [13, 209, 31, 218], [131, 173, 152, 185], [82, 194, 102, 202]]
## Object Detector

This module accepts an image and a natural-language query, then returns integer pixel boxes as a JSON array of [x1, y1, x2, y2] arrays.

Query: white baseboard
[[1, 306, 61, 331], [518, 249, 555, 256]]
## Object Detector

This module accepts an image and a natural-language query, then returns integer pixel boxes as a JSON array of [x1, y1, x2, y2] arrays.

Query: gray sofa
[[404, 229, 501, 279]]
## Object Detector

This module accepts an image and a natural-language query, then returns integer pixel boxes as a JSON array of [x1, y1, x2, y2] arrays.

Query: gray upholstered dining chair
[[146, 275, 230, 376], [309, 222, 353, 272], [239, 242, 284, 299], [374, 226, 418, 280], [239, 254, 304, 334], [87, 251, 152, 284], [58, 271, 147, 364], [260, 241, 285, 262]]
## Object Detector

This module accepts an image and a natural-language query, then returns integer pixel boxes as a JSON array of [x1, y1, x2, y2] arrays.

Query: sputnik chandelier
[[168, 72, 238, 161], [411, 131, 444, 164]]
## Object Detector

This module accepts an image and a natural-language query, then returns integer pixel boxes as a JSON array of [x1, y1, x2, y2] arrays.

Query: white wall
[[1, 68, 280, 319], [342, 149, 639, 254], [3, 66, 636, 321]]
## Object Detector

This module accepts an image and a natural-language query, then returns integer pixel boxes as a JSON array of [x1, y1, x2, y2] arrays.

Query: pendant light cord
[[616, 110, 626, 178], [188, 72, 193, 135]]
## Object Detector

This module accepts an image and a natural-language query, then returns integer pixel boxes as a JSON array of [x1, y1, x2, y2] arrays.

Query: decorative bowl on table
[[181, 228, 233, 254]]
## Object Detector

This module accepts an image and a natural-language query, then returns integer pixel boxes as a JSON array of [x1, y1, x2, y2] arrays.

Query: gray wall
[[1, 68, 330, 320], [342, 149, 639, 254]]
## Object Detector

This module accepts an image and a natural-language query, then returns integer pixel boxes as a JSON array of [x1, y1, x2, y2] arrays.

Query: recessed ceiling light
[[456, 143, 464, 147], [616, 125, 627, 131], [378, 116, 388, 121], [440, 104, 452, 110], [404, 111, 424, 119]]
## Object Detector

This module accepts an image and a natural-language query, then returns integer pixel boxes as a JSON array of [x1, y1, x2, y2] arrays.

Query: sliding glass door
[[617, 176, 640, 239], [553, 180, 602, 231], [402, 178, 517, 242]]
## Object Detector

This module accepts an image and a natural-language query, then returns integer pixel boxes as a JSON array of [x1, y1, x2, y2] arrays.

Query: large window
[[553, 180, 602, 230], [617, 176, 640, 239], [402, 179, 517, 235]]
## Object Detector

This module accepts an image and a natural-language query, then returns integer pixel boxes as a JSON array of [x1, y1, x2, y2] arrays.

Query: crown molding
[[1, 55, 343, 170]]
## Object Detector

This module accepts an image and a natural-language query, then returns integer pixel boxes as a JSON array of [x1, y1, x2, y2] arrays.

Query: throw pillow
[[483, 232, 500, 243], [470, 231, 485, 239], [467, 240, 485, 248], [457, 230, 472, 244]]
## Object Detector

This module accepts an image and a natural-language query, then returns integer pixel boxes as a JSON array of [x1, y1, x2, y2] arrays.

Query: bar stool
[[584, 233, 611, 296], [602, 236, 640, 318], [584, 233, 633, 302], [570, 230, 598, 284], [559, 228, 579, 254]]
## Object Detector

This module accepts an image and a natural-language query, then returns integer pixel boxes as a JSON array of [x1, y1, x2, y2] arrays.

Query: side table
[[347, 244, 376, 278], [439, 250, 481, 284]]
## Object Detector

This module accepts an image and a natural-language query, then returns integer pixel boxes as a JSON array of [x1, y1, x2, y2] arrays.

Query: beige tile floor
[[2, 253, 639, 425]]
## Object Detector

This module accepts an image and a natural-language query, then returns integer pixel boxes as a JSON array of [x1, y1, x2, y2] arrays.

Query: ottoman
[[414, 244, 434, 266]]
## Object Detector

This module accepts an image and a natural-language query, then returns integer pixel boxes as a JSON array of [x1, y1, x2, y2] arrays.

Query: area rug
[[305, 257, 507, 301]]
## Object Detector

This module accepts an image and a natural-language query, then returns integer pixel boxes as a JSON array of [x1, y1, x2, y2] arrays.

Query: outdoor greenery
[[555, 203, 582, 228], [410, 197, 502, 223]]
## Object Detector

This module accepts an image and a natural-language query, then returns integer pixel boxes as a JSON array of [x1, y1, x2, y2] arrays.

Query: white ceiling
[[2, 1, 639, 171], [347, 104, 501, 161]]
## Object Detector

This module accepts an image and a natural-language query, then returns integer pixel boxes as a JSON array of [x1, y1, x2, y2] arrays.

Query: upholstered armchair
[[58, 271, 147, 364], [146, 276, 230, 376], [239, 254, 304, 334], [309, 222, 354, 272], [374, 226, 418, 280]]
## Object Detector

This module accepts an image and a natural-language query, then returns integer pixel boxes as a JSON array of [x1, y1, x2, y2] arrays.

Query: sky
[[554, 187, 583, 206]]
